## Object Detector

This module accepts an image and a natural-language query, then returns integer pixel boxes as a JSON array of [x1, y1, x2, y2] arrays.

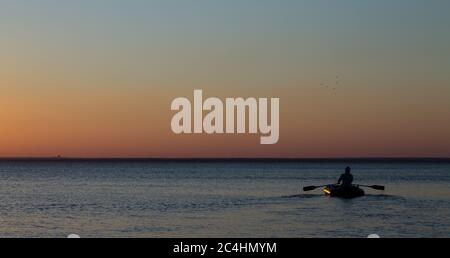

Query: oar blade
[[371, 185, 385, 191], [303, 186, 318, 192]]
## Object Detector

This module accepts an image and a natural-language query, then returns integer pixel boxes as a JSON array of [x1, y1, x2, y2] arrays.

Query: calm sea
[[0, 159, 449, 238]]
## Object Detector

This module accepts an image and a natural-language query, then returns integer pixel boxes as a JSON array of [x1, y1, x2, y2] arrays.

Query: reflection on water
[[0, 160, 449, 238]]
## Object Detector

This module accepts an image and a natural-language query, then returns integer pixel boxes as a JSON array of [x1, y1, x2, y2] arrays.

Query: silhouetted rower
[[338, 167, 354, 188]]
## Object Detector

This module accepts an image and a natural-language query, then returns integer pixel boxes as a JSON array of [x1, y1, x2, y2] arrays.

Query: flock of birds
[[320, 75, 340, 91]]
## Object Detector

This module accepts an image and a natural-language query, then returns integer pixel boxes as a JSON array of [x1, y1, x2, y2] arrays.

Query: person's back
[[338, 167, 354, 187]]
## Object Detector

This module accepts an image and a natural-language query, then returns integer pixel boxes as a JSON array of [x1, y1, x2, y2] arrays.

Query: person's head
[[345, 166, 351, 174]]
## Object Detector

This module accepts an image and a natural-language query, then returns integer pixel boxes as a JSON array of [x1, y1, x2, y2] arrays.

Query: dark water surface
[[0, 160, 449, 238]]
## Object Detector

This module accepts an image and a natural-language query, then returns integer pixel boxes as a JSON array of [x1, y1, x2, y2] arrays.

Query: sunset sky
[[1, 0, 450, 158]]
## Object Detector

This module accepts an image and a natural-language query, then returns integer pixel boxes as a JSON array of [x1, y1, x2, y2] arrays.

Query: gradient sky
[[1, 0, 450, 158]]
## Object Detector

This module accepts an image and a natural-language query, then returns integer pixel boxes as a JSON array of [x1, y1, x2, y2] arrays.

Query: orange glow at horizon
[[1, 83, 449, 158]]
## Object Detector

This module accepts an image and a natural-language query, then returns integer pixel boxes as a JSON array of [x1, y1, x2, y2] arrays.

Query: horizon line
[[1, 157, 450, 161]]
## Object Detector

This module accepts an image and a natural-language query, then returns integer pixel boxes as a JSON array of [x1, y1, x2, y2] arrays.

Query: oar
[[304, 184, 385, 191], [357, 185, 385, 191], [303, 185, 327, 192]]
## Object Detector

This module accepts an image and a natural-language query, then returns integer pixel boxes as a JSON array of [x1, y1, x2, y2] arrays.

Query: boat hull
[[323, 185, 365, 198]]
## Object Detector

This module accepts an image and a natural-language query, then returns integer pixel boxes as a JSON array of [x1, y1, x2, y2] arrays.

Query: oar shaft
[[303, 185, 327, 192]]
